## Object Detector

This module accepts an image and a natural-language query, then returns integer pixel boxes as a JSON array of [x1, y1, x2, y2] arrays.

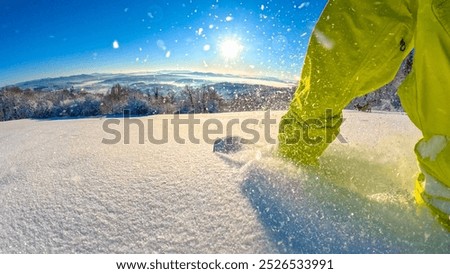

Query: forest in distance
[[0, 83, 295, 121]]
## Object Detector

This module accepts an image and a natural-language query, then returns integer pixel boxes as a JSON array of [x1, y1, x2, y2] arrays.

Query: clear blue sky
[[0, 0, 327, 86]]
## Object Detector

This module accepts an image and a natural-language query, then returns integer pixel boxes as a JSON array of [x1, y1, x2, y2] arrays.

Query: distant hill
[[11, 71, 296, 97]]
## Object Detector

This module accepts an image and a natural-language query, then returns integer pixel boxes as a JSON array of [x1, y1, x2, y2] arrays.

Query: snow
[[417, 135, 448, 161], [422, 172, 450, 199], [0, 111, 449, 253], [112, 40, 120, 49], [314, 29, 335, 50], [225, 16, 234, 22]]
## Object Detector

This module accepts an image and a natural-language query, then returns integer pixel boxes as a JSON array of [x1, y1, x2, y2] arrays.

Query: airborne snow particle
[[261, 5, 265, 11], [157, 40, 166, 51], [314, 29, 334, 50], [225, 16, 233, 22], [298, 2, 310, 9], [112, 40, 120, 49], [197, 28, 204, 36], [203, 44, 211, 51], [165, 51, 171, 58], [209, 24, 214, 29]]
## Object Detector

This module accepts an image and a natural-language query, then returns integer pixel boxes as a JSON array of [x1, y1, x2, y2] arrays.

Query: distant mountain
[[12, 71, 296, 96]]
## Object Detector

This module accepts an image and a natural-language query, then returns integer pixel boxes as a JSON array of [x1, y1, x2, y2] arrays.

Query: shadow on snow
[[223, 149, 449, 253]]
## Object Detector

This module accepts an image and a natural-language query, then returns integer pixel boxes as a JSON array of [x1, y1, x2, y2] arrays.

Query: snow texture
[[417, 135, 448, 161], [0, 111, 449, 253]]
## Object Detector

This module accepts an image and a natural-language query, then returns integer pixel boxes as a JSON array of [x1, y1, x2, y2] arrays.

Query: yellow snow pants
[[278, 0, 450, 223]]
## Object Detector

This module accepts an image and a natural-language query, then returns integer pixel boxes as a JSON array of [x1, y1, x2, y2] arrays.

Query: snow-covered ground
[[0, 111, 448, 253]]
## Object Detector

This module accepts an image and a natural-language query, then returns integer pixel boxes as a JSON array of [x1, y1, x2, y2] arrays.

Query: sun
[[219, 38, 244, 61]]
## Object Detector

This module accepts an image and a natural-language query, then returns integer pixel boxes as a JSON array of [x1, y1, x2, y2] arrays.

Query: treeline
[[0, 84, 230, 121], [0, 83, 297, 122], [0, 86, 102, 121]]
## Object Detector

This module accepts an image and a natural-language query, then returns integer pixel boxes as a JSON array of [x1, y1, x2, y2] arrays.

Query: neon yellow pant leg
[[399, 0, 450, 221], [279, 0, 414, 165]]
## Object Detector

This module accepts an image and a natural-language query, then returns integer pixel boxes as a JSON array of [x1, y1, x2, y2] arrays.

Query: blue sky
[[0, 0, 326, 86]]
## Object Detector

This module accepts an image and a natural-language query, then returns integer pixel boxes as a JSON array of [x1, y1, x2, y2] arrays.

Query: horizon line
[[3, 69, 298, 90]]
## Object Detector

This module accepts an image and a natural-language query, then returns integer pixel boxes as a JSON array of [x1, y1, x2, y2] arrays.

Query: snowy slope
[[0, 111, 448, 253]]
